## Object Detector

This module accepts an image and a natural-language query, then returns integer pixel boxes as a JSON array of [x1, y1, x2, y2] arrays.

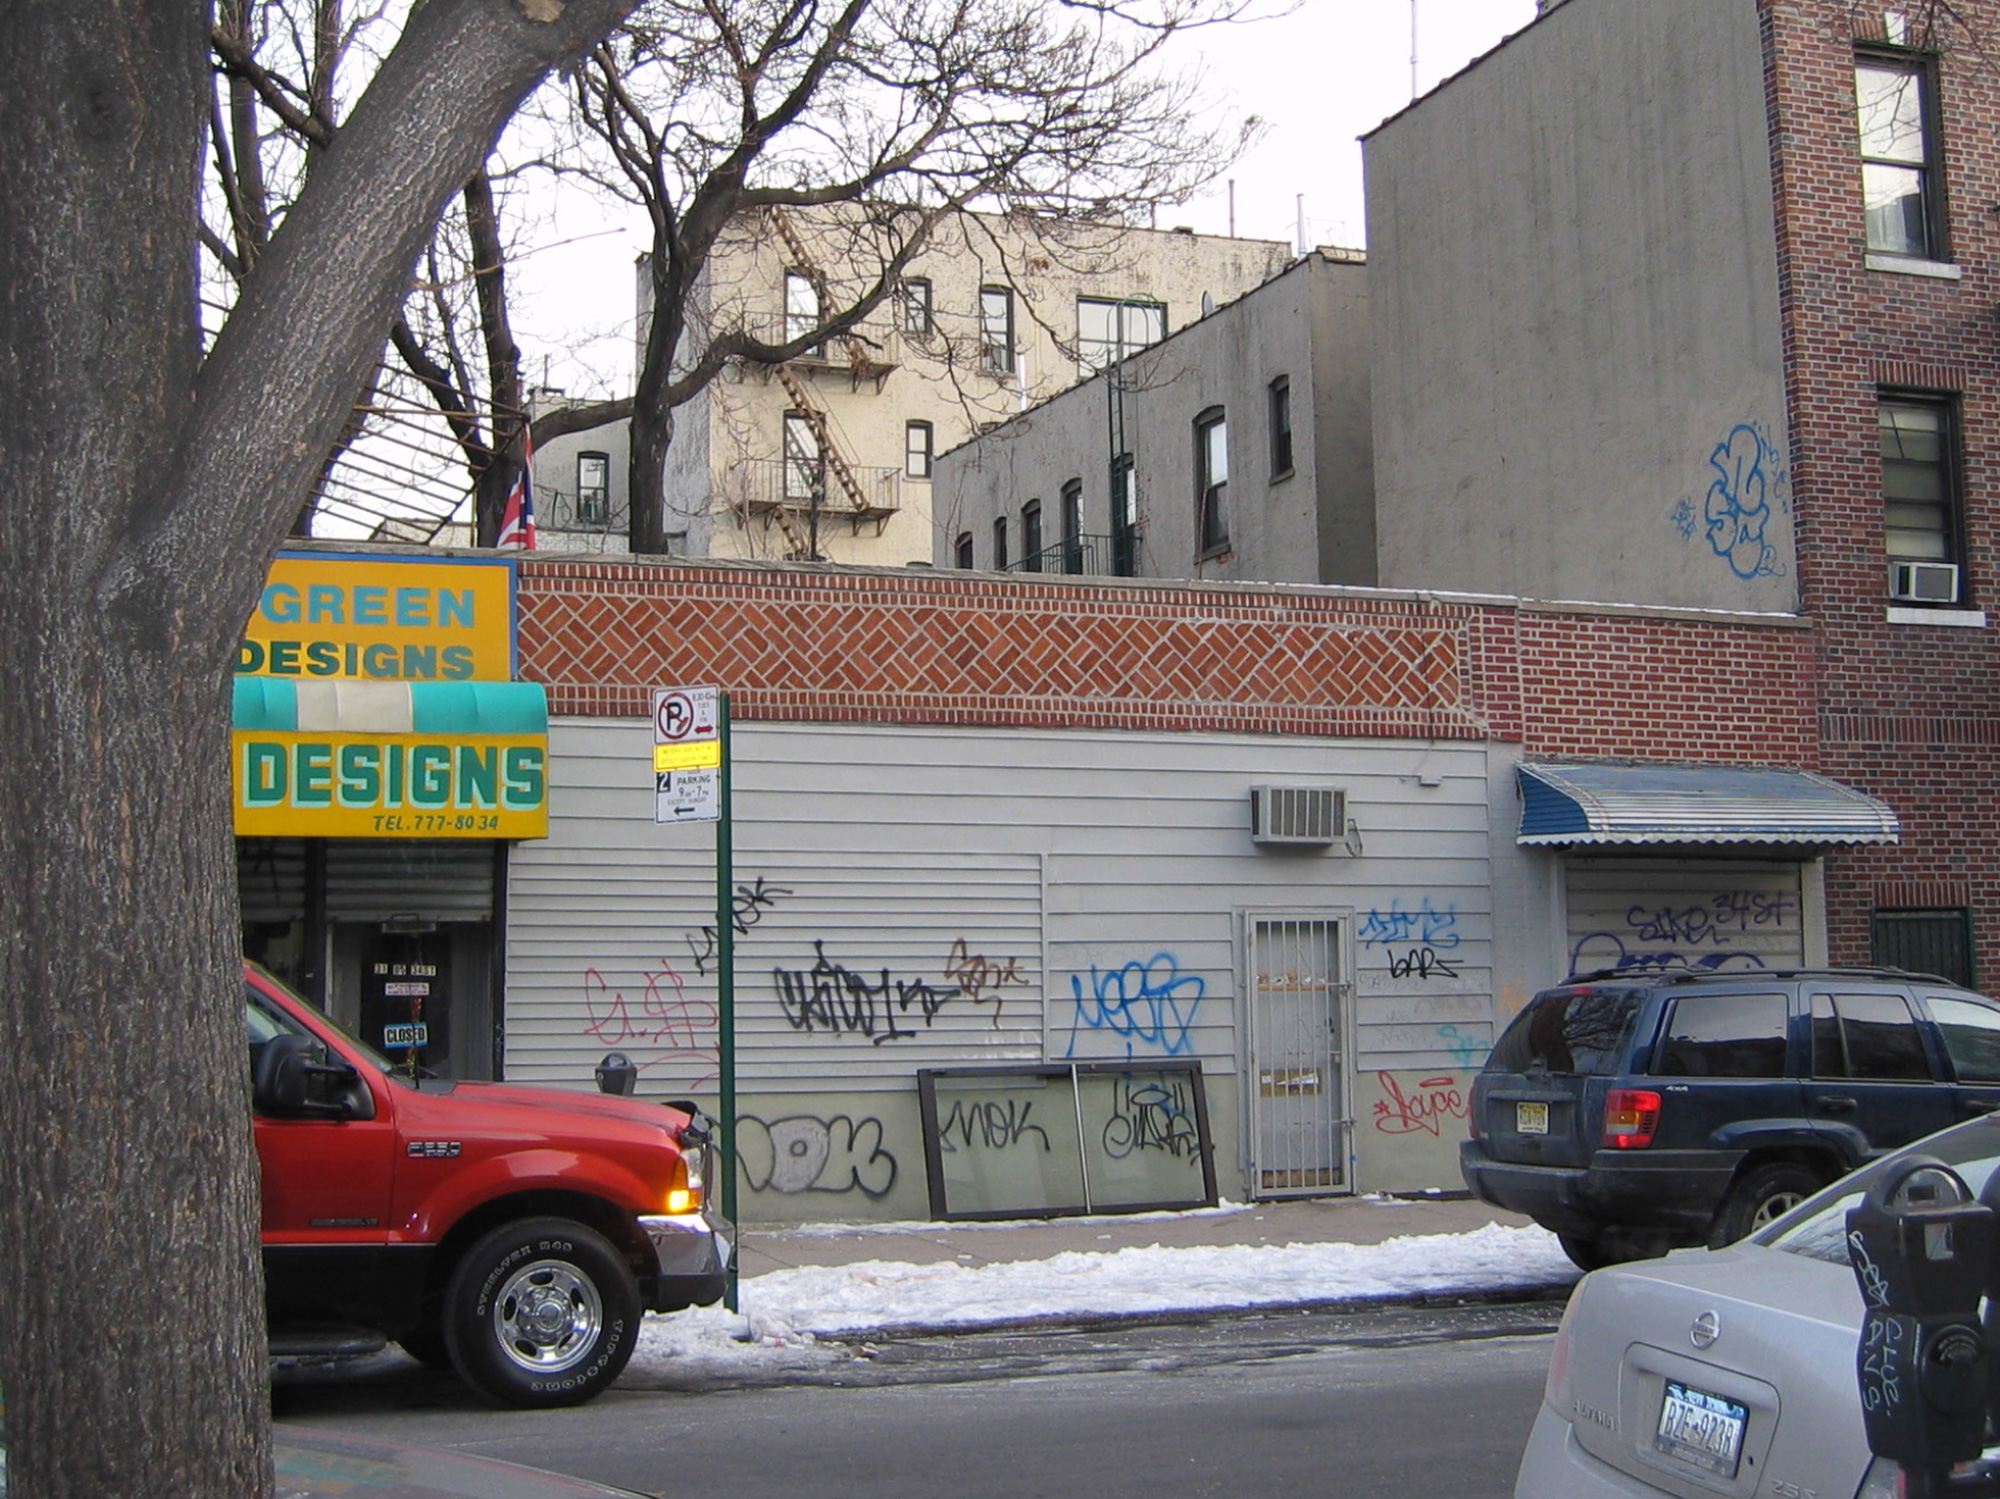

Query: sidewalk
[[738, 1192, 1539, 1278]]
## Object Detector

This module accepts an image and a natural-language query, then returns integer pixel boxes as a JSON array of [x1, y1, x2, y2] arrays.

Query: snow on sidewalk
[[625, 1221, 1576, 1382]]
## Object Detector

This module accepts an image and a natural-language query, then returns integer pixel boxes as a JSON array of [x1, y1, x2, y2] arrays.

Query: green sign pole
[[716, 691, 738, 1313]]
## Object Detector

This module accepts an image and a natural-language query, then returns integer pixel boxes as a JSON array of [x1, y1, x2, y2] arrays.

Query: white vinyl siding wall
[[506, 720, 1495, 1199]]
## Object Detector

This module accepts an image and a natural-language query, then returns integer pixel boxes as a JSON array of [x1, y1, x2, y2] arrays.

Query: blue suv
[[1459, 967, 2000, 1268]]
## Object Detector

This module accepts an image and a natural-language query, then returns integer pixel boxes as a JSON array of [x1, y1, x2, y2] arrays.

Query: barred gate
[[1246, 916, 1350, 1197]]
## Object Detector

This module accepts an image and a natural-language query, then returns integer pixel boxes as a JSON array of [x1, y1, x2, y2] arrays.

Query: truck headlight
[[664, 1154, 702, 1215]]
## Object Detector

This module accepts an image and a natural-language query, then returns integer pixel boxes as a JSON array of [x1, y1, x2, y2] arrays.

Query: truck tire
[[1708, 1163, 1822, 1248], [443, 1217, 642, 1408]]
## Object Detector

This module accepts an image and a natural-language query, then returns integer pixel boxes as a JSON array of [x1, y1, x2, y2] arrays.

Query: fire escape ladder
[[771, 361, 871, 517]]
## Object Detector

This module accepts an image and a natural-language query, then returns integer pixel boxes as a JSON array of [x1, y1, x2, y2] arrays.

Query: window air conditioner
[[1250, 785, 1345, 847], [1889, 560, 1960, 604]]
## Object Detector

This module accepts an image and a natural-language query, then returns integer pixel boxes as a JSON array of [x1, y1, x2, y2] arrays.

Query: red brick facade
[[1763, 0, 2000, 972], [517, 557, 1816, 766]]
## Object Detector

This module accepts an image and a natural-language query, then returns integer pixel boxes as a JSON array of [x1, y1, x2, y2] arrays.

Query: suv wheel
[[443, 1216, 643, 1408], [1709, 1163, 1822, 1248]]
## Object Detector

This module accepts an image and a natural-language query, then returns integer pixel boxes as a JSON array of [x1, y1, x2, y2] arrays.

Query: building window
[[905, 421, 933, 479], [782, 411, 822, 503], [955, 531, 974, 569], [1021, 499, 1044, 572], [576, 451, 610, 525], [1195, 407, 1228, 556], [1076, 297, 1166, 371], [1873, 907, 1975, 987], [1268, 377, 1293, 478], [992, 515, 1008, 570], [1110, 454, 1137, 577], [1061, 478, 1085, 574], [784, 271, 821, 347], [1856, 54, 1943, 259], [980, 285, 1015, 375], [901, 278, 933, 337], [1880, 396, 1962, 602]]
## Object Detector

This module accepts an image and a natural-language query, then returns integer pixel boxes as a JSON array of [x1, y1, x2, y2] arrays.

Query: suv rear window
[[1486, 987, 1645, 1076]]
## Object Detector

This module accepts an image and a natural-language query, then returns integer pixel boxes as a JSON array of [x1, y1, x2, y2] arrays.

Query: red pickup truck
[[246, 962, 732, 1407]]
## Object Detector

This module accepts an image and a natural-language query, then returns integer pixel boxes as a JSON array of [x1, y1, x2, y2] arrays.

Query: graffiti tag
[[1064, 952, 1204, 1060], [1372, 1072, 1469, 1137], [774, 940, 961, 1045], [738, 1113, 898, 1199], [1358, 898, 1460, 950]]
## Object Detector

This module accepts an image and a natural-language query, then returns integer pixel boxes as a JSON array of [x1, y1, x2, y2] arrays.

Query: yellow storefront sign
[[238, 554, 515, 681], [232, 732, 548, 839]]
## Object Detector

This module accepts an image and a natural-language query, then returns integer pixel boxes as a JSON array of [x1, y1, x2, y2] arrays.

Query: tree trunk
[[0, 0, 637, 1492], [628, 399, 675, 555], [0, 3, 270, 1493]]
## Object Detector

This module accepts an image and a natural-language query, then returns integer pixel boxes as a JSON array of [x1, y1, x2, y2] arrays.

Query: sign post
[[650, 686, 736, 1310]]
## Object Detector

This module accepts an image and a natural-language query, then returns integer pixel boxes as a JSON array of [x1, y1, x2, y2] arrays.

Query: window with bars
[[1873, 907, 1974, 987]]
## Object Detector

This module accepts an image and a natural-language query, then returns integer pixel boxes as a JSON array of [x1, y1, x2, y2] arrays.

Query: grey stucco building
[[931, 251, 1375, 587]]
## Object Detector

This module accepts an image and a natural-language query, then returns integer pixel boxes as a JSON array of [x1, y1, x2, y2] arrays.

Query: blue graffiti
[[1569, 932, 1770, 978], [1358, 897, 1460, 950], [1696, 423, 1783, 579], [1434, 1023, 1489, 1069], [1064, 953, 1204, 1060]]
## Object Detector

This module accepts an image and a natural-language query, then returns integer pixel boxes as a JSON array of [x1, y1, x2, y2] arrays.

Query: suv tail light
[[1602, 1088, 1661, 1149]]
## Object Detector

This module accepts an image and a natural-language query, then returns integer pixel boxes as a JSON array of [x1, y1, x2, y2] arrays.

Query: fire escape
[[739, 207, 901, 560]]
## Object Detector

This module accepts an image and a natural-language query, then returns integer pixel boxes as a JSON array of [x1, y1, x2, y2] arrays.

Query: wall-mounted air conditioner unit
[[1889, 560, 1960, 604], [1250, 785, 1345, 847]]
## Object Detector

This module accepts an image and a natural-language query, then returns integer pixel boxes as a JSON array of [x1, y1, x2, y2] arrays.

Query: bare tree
[[551, 0, 1257, 554], [0, 0, 635, 1494]]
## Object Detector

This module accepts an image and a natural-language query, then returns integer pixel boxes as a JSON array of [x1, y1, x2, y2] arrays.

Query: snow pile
[[625, 1221, 1575, 1381]]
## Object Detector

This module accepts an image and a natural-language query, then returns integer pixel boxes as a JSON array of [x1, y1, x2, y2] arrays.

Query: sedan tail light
[[1602, 1088, 1661, 1149]]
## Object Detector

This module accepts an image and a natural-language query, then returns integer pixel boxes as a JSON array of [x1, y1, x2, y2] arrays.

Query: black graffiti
[[774, 940, 961, 1045], [939, 1096, 1051, 1154], [686, 876, 795, 976], [1102, 1072, 1202, 1161], [1386, 946, 1459, 979], [738, 1113, 898, 1199]]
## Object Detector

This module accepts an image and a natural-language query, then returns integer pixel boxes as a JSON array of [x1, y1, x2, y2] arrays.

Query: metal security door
[[1247, 917, 1350, 1197]]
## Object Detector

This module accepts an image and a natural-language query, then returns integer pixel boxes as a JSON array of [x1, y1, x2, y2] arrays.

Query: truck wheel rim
[[493, 1259, 603, 1375]]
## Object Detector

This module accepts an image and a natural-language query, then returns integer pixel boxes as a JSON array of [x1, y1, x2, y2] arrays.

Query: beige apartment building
[[533, 205, 1297, 566]]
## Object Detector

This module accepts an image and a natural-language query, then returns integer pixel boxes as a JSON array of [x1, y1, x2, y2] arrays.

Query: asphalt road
[[274, 1301, 1557, 1498]]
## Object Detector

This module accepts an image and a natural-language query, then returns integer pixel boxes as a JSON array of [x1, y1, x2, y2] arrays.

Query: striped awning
[[232, 678, 547, 735], [1517, 762, 1900, 848]]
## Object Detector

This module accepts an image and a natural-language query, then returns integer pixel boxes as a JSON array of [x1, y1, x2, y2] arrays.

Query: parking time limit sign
[[652, 685, 721, 823]]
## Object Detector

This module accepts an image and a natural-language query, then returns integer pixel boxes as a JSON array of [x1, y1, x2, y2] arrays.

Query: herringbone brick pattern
[[517, 559, 1814, 761], [520, 561, 1477, 735]]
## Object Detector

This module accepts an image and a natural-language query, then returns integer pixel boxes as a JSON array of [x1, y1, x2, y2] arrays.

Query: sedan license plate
[[1655, 1381, 1747, 1478], [1516, 1101, 1549, 1135]]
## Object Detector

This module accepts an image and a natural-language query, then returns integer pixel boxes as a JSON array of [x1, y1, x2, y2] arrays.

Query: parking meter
[[594, 1051, 639, 1096], [1847, 1156, 1992, 1490]]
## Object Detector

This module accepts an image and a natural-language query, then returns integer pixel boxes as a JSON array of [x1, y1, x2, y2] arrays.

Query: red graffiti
[[582, 960, 719, 1089], [1372, 1072, 1469, 1137]]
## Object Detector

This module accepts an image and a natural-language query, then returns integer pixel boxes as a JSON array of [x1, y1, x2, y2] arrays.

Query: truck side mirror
[[253, 1033, 358, 1119], [1847, 1156, 1992, 1493]]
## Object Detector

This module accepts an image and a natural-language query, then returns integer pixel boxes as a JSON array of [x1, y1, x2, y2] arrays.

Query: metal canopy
[[1516, 762, 1900, 848]]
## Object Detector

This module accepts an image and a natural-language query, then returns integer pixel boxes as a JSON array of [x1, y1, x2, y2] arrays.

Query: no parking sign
[[651, 685, 721, 823]]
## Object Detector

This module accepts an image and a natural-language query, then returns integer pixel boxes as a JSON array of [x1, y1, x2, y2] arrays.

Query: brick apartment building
[[1365, 0, 2000, 984]]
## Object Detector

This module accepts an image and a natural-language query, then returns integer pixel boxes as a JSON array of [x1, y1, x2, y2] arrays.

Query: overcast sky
[[505, 0, 1542, 401]]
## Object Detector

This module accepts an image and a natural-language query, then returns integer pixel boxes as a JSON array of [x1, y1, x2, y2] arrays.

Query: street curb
[[809, 1279, 1578, 1344]]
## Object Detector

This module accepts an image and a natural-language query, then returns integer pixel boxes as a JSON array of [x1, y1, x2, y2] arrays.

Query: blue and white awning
[[1517, 762, 1900, 848]]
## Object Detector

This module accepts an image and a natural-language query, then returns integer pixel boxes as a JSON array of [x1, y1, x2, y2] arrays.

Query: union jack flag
[[497, 426, 537, 550]]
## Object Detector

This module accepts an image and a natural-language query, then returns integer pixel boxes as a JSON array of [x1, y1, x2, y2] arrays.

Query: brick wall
[[1763, 0, 2000, 972], [517, 558, 1815, 765]]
